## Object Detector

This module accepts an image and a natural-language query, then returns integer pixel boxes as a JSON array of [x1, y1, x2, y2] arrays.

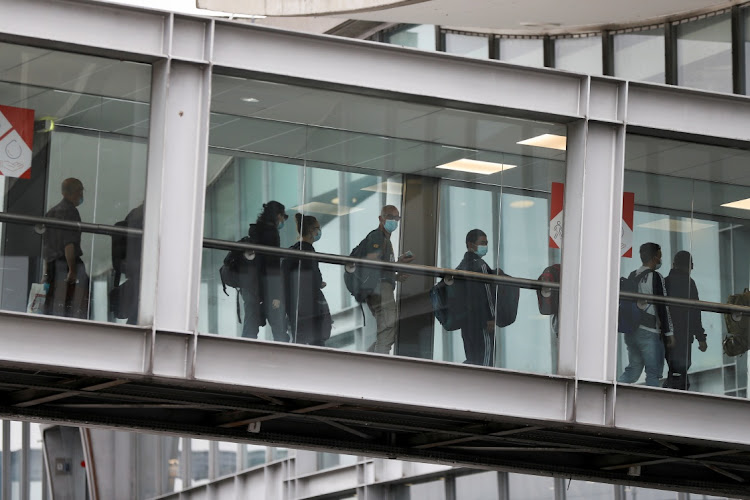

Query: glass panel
[[384, 25, 436, 50], [217, 442, 238, 477], [445, 33, 488, 59], [618, 134, 750, 395], [565, 480, 614, 499], [455, 471, 498, 499], [677, 13, 732, 93], [554, 36, 603, 75], [164, 437, 181, 494], [0, 41, 150, 325], [614, 27, 666, 83], [508, 473, 555, 499], [204, 75, 566, 375], [190, 439, 210, 486], [317, 453, 357, 470], [244, 445, 267, 469], [498, 38, 545, 68], [744, 7, 750, 94], [623, 485, 678, 499]]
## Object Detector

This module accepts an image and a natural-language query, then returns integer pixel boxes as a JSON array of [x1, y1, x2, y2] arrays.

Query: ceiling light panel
[[722, 198, 750, 211], [517, 134, 567, 151], [436, 159, 516, 175]]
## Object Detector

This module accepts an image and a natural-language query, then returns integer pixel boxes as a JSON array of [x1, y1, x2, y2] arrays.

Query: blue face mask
[[77, 195, 84, 207], [384, 219, 398, 233], [277, 220, 285, 230], [313, 228, 322, 242], [475, 245, 488, 257]]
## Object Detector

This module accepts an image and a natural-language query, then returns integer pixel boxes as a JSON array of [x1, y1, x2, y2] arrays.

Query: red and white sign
[[549, 183, 636, 257], [621, 191, 635, 258], [0, 105, 34, 179], [549, 182, 564, 249]]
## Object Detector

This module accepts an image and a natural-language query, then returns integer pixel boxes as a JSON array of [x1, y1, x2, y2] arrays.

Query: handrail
[[619, 291, 750, 317], [202, 238, 558, 291], [204, 237, 750, 317], [2, 212, 748, 318], [0, 211, 142, 238]]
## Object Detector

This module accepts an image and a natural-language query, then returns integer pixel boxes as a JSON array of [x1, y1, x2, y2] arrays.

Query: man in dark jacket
[[457, 229, 499, 366], [43, 178, 90, 319], [664, 251, 707, 390], [618, 242, 675, 387]]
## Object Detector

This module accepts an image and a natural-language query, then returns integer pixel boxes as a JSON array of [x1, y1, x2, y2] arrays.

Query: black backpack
[[495, 270, 520, 328], [618, 269, 652, 334], [344, 236, 381, 303], [219, 226, 260, 323], [430, 278, 466, 331]]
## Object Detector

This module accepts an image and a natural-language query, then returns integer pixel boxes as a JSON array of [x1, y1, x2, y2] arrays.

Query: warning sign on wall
[[621, 191, 635, 258], [549, 182, 564, 249], [549, 183, 636, 257], [0, 105, 35, 179]]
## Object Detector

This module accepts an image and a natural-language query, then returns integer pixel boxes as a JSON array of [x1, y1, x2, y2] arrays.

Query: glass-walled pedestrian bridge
[[2, 0, 750, 496]]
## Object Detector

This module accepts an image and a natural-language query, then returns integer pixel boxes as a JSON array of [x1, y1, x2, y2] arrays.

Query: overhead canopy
[[197, 0, 736, 32]]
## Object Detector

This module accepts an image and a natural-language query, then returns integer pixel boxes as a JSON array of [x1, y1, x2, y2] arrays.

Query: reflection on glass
[[554, 36, 603, 74], [384, 25, 436, 50], [677, 13, 732, 93], [0, 42, 149, 325], [618, 135, 750, 397], [204, 75, 566, 375], [498, 38, 545, 68], [445, 33, 488, 59], [614, 27, 665, 83]]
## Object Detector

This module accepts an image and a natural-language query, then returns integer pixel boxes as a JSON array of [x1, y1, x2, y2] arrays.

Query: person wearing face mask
[[360, 205, 414, 354], [618, 242, 675, 387], [42, 178, 90, 319], [241, 201, 289, 342], [663, 251, 706, 390], [283, 214, 332, 346], [456, 229, 506, 366]]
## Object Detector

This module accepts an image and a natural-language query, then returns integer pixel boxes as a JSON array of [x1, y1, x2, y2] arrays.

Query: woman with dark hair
[[282, 213, 332, 346], [240, 201, 289, 341]]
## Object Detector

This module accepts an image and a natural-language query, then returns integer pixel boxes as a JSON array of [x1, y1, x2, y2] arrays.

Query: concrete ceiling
[[198, 0, 742, 33]]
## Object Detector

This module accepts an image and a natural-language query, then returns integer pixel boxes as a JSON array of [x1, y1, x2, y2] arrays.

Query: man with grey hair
[[43, 178, 90, 319], [360, 205, 414, 354]]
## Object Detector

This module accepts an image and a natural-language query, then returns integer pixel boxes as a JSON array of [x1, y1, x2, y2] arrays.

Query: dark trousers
[[664, 334, 692, 390], [44, 258, 90, 319], [461, 323, 495, 367]]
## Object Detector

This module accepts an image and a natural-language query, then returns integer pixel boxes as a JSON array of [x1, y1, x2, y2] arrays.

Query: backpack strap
[[236, 290, 242, 324], [359, 302, 366, 327]]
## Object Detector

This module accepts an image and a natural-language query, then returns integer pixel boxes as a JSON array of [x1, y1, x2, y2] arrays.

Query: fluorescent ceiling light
[[241, 97, 259, 103], [517, 134, 567, 151], [292, 201, 363, 216], [638, 218, 714, 233], [436, 159, 516, 175], [510, 200, 534, 208], [722, 198, 750, 211], [361, 181, 403, 195]]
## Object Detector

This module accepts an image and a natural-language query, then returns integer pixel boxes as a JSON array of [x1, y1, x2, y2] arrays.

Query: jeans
[[619, 327, 665, 387]]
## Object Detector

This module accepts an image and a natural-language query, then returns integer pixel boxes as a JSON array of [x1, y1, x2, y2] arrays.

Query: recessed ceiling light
[[361, 181, 403, 195], [722, 198, 750, 211], [241, 97, 259, 103], [436, 159, 516, 175], [510, 200, 535, 208], [517, 134, 567, 151], [637, 218, 713, 233]]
